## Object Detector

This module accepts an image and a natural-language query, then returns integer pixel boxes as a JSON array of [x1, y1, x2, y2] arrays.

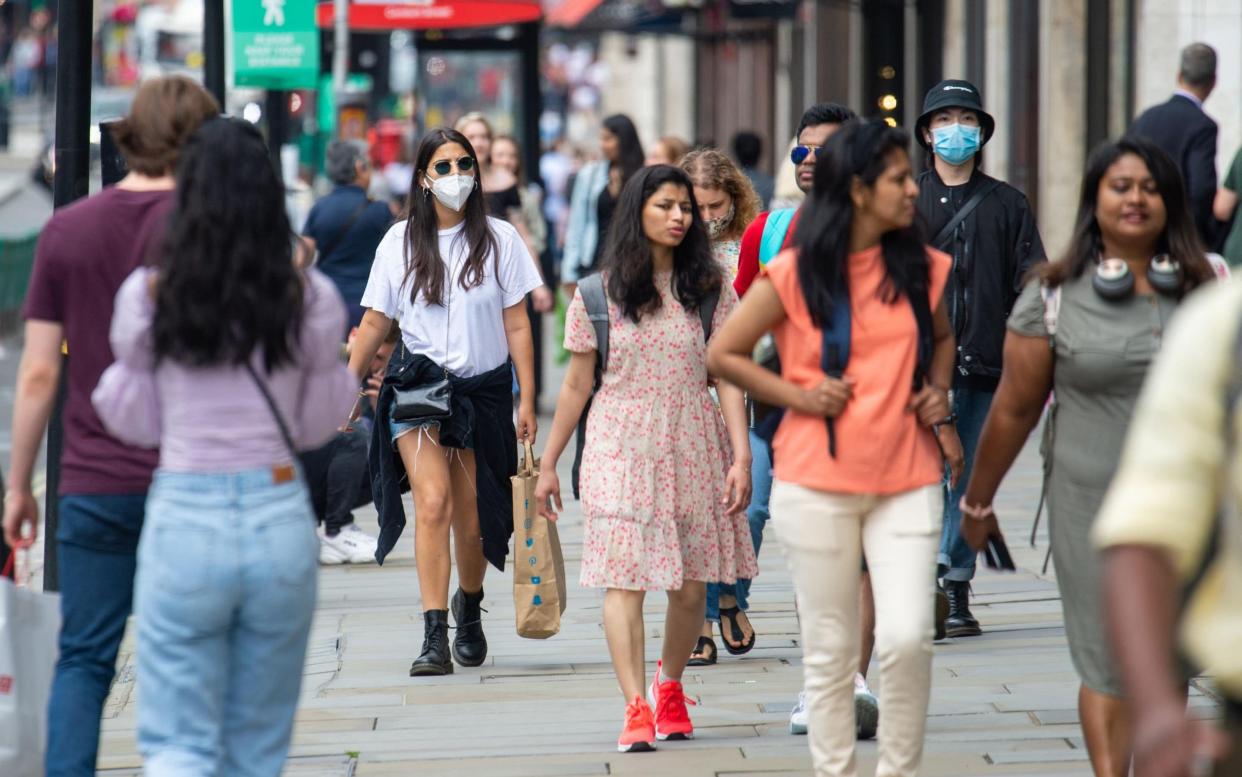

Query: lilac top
[[93, 267, 358, 473]]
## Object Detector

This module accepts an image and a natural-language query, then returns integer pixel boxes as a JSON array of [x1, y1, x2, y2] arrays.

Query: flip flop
[[687, 635, 717, 667], [718, 606, 756, 655]]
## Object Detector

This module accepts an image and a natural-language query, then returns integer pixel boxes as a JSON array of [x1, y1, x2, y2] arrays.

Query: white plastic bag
[[0, 552, 61, 777]]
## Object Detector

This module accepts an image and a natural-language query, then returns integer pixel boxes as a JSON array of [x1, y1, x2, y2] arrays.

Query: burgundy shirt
[[22, 187, 172, 496]]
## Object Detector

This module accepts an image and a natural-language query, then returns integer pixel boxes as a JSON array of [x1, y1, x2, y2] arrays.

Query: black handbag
[[392, 373, 452, 423], [391, 259, 456, 423]]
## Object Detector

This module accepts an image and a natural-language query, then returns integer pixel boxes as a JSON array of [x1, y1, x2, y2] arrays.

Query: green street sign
[[233, 0, 320, 89]]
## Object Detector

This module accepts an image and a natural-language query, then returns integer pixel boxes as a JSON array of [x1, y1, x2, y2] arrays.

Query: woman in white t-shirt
[[348, 128, 542, 677]]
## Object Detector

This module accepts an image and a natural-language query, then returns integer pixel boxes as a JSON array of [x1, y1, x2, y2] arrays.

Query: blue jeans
[[706, 429, 771, 621], [46, 493, 146, 777], [939, 387, 995, 582], [134, 469, 318, 777]]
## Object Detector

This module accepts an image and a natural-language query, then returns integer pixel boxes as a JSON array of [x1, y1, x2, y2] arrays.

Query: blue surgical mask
[[931, 123, 982, 166]]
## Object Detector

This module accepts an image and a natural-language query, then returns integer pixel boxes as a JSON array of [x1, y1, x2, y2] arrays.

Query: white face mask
[[425, 174, 475, 212]]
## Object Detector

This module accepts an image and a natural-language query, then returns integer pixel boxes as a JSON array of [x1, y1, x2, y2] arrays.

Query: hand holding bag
[[511, 442, 568, 639], [0, 547, 61, 777]]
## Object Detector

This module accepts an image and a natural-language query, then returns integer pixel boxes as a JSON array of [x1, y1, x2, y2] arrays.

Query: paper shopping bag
[[512, 442, 567, 639], [0, 551, 61, 777]]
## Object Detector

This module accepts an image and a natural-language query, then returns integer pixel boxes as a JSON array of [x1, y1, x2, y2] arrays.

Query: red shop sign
[[315, 1, 542, 30]]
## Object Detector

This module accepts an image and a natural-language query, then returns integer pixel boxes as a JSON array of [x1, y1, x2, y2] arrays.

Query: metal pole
[[333, 0, 350, 91], [45, 0, 95, 592], [518, 21, 545, 402], [266, 90, 288, 174], [204, 0, 227, 108]]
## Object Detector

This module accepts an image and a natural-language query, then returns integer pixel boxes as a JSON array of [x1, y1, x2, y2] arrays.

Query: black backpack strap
[[699, 286, 721, 343], [578, 273, 610, 386], [931, 179, 1001, 251]]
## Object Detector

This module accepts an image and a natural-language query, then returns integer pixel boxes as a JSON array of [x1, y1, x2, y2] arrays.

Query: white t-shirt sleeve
[[492, 218, 544, 308], [359, 223, 406, 318]]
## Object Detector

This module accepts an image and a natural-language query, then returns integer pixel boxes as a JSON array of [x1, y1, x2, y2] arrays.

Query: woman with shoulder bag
[[92, 116, 358, 776], [959, 136, 1215, 777], [534, 165, 756, 753], [707, 120, 965, 776], [347, 128, 543, 677]]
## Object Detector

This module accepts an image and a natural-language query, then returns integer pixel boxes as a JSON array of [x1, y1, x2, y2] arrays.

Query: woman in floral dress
[[680, 148, 764, 664], [535, 165, 756, 753]]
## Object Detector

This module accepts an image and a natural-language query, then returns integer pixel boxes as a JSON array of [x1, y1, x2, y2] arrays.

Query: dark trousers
[[46, 493, 146, 777], [300, 424, 372, 535]]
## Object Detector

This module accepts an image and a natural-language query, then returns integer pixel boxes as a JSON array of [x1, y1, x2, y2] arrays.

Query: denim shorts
[[388, 393, 441, 449]]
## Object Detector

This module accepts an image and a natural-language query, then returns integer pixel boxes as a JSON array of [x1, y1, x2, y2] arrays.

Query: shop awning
[[315, 0, 542, 30], [543, 0, 603, 27], [544, 0, 685, 30]]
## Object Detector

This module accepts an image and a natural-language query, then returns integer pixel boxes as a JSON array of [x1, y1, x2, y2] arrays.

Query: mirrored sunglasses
[[790, 144, 821, 165]]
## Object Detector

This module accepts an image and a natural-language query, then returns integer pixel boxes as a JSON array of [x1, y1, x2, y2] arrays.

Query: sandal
[[718, 606, 756, 655], [687, 635, 717, 666]]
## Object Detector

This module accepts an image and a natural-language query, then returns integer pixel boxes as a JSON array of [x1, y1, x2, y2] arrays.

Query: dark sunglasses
[[431, 157, 475, 176], [790, 144, 822, 165]]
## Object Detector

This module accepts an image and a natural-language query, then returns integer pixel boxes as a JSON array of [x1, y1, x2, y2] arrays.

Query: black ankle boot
[[944, 580, 982, 637], [410, 610, 454, 676], [451, 587, 488, 667]]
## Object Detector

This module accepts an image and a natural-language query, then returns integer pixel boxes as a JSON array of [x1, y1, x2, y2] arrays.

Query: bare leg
[[604, 589, 647, 700], [397, 429, 453, 611], [1079, 684, 1133, 777], [662, 582, 707, 683], [448, 448, 486, 594], [858, 572, 876, 678]]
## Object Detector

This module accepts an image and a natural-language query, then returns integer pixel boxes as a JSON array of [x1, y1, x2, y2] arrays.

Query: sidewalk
[[87, 430, 1223, 776]]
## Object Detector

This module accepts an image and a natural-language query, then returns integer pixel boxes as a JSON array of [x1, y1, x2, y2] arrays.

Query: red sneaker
[[646, 660, 697, 740], [617, 696, 656, 753]]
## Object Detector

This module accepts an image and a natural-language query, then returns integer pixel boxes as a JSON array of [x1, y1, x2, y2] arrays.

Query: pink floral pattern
[[713, 239, 742, 281], [565, 272, 759, 591]]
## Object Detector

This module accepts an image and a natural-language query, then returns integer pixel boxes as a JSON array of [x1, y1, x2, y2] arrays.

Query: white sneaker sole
[[617, 740, 655, 753], [655, 731, 693, 741]]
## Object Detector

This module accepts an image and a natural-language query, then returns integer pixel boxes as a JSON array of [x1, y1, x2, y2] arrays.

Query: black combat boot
[[934, 582, 950, 641], [944, 580, 982, 637], [410, 610, 454, 676], [451, 587, 488, 667]]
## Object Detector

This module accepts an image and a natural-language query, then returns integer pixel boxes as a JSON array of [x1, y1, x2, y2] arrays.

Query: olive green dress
[[1008, 270, 1180, 696]]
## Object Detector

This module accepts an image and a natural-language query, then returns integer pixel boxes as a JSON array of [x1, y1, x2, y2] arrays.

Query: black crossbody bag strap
[[931, 180, 1001, 251], [244, 360, 299, 460], [316, 199, 371, 260]]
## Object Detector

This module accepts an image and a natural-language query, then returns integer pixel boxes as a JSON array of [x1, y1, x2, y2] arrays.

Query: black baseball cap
[[915, 79, 995, 149]]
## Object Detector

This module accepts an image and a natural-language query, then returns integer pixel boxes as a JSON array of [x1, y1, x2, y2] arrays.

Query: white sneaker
[[341, 523, 379, 553], [318, 524, 378, 565], [789, 691, 808, 735], [854, 673, 878, 740]]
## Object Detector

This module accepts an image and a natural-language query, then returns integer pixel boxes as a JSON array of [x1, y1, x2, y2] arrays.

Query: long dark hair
[[1039, 135, 1212, 291], [602, 164, 722, 323], [402, 128, 500, 306], [603, 114, 645, 187], [153, 117, 303, 371], [795, 120, 930, 328]]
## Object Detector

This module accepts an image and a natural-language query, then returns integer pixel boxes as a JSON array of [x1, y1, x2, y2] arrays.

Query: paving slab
[[85, 423, 1222, 776]]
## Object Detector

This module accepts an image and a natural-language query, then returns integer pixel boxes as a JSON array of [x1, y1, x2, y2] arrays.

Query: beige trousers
[[770, 480, 942, 777]]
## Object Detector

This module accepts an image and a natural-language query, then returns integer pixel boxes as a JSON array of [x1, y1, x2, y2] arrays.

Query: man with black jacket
[[1130, 43, 1218, 247], [915, 80, 1044, 637]]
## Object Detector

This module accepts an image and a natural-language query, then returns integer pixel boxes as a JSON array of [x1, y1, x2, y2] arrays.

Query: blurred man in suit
[[1131, 42, 1219, 246]]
